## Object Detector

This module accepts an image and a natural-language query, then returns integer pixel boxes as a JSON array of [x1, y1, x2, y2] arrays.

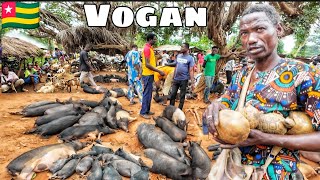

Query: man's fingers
[[213, 155, 220, 160], [208, 121, 217, 136], [213, 150, 222, 156], [220, 144, 238, 149], [207, 144, 220, 151]]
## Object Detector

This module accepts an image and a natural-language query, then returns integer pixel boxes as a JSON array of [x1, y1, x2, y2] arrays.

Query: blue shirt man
[[125, 45, 143, 105], [170, 43, 195, 110]]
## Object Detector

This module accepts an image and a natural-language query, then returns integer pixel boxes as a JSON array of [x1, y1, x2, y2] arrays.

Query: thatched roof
[[56, 26, 130, 54], [2, 36, 44, 59]]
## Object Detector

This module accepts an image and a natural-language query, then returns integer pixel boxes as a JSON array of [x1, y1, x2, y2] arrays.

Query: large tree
[[190, 2, 320, 75]]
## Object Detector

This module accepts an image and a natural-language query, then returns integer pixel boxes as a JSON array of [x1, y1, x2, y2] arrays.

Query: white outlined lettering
[[136, 6, 157, 27], [185, 7, 207, 27], [112, 6, 134, 28], [159, 7, 182, 27], [84, 4, 110, 27]]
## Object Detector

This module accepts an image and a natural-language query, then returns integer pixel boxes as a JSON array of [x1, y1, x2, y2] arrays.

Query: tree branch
[[278, 2, 300, 17]]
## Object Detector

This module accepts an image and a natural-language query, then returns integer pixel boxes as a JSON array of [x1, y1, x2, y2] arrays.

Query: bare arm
[[221, 129, 320, 152], [145, 57, 164, 75], [189, 66, 194, 84], [261, 131, 320, 151], [165, 61, 177, 67]]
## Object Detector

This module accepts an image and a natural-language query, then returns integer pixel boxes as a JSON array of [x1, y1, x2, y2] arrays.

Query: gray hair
[[242, 4, 280, 26]]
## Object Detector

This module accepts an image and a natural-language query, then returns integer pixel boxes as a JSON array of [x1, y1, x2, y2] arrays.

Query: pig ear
[[197, 140, 202, 146]]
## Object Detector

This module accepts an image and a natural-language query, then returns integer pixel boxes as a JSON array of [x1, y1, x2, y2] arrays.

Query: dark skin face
[[239, 12, 282, 66], [28, 65, 32, 70], [211, 48, 218, 55], [145, 36, 165, 76], [3, 67, 9, 75], [148, 36, 157, 46], [180, 44, 189, 54]]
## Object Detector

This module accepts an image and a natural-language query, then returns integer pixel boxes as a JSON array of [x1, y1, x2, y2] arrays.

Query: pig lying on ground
[[153, 116, 187, 142], [102, 163, 122, 180], [100, 93, 122, 110], [115, 109, 137, 132], [24, 100, 56, 109], [130, 166, 149, 180], [137, 123, 190, 165], [77, 112, 105, 126], [35, 105, 86, 126], [79, 99, 100, 108], [144, 148, 192, 180], [162, 105, 187, 131], [91, 144, 114, 154], [44, 104, 76, 115], [49, 158, 71, 174], [188, 141, 211, 179], [51, 158, 80, 179], [100, 154, 124, 164], [87, 158, 103, 180], [106, 101, 118, 129], [109, 88, 128, 97], [92, 106, 108, 120], [111, 159, 141, 177], [83, 84, 104, 94], [58, 125, 115, 142], [14, 103, 62, 117], [26, 115, 82, 137], [76, 156, 93, 176], [115, 147, 142, 166], [6, 141, 85, 180]]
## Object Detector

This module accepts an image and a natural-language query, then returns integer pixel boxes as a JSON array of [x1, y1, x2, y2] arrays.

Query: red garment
[[143, 43, 152, 58], [197, 54, 204, 65], [34, 65, 41, 71]]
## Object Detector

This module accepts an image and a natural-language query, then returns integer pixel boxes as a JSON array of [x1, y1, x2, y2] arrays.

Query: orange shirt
[[154, 66, 175, 83], [141, 43, 156, 76]]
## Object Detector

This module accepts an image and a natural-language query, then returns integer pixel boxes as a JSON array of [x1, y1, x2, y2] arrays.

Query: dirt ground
[[0, 71, 215, 180], [0, 71, 319, 180]]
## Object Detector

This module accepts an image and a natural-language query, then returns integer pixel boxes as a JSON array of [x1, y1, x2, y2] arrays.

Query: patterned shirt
[[221, 59, 320, 180], [125, 50, 140, 81]]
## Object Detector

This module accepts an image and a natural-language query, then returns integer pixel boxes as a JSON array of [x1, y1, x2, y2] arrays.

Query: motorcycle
[[113, 58, 127, 72]]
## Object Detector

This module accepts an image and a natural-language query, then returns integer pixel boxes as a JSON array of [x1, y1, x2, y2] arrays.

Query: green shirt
[[204, 54, 220, 76], [24, 68, 37, 78]]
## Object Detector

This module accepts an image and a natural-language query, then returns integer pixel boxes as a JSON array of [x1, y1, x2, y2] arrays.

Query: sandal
[[130, 101, 137, 105]]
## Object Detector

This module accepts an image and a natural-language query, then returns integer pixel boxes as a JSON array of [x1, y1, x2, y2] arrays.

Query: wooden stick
[[194, 108, 201, 126]]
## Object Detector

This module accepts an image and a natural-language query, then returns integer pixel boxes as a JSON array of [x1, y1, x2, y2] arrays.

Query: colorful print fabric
[[221, 59, 320, 180]]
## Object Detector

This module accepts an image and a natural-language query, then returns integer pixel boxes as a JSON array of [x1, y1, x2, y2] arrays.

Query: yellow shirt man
[[141, 43, 156, 75]]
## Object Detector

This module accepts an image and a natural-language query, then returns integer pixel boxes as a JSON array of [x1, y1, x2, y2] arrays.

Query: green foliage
[[189, 34, 213, 51], [44, 3, 73, 24], [287, 2, 320, 57], [277, 40, 285, 54]]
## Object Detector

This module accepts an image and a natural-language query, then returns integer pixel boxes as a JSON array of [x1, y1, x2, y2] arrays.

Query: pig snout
[[177, 120, 187, 131]]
